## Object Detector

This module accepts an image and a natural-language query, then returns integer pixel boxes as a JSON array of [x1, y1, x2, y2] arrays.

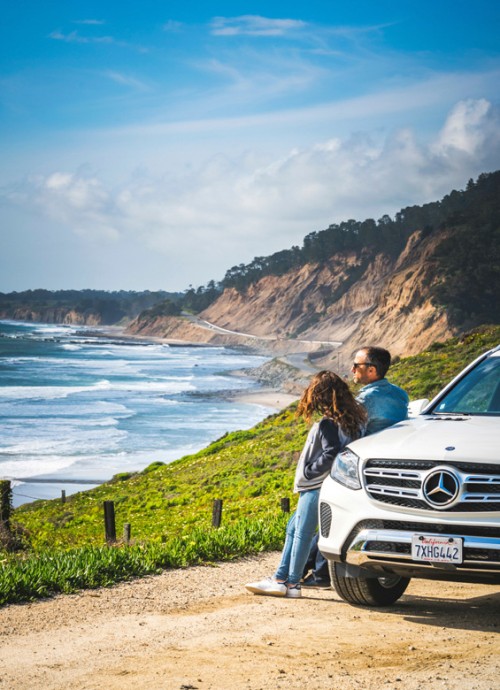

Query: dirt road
[[0, 551, 498, 690]]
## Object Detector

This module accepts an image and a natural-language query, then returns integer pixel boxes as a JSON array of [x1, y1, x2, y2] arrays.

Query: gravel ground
[[0, 551, 499, 690]]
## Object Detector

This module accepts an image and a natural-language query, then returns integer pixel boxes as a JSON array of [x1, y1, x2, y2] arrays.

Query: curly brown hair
[[296, 370, 367, 440]]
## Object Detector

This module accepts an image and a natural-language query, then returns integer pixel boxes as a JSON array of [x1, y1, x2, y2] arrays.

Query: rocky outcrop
[[127, 228, 456, 366], [300, 229, 455, 363]]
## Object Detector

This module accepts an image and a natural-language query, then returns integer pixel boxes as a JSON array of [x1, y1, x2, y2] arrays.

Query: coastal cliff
[[127, 227, 455, 364], [0, 306, 103, 326], [128, 171, 500, 364], [203, 229, 453, 356]]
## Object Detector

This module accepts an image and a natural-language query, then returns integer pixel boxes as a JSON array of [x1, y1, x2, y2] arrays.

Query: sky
[[1, 0, 499, 293]]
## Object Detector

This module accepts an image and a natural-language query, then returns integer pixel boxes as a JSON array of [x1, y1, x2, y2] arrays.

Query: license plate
[[411, 535, 463, 564]]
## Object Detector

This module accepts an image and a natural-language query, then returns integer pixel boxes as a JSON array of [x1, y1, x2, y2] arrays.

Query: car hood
[[347, 415, 499, 464]]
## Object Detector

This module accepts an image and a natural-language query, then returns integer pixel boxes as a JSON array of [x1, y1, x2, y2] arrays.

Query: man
[[352, 346, 409, 435], [302, 345, 409, 588]]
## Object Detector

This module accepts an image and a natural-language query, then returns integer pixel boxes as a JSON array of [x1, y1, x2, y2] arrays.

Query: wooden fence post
[[103, 500, 116, 543], [280, 497, 290, 513], [0, 480, 12, 528], [212, 499, 223, 528], [61, 490, 66, 504], [123, 523, 131, 544]]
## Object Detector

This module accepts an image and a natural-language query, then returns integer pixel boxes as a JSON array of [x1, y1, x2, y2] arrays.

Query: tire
[[329, 561, 410, 606]]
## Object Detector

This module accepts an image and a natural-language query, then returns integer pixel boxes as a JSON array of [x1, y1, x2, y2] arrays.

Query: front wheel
[[329, 561, 410, 606]]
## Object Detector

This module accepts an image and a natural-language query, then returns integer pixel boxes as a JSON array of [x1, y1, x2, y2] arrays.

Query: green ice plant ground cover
[[2, 325, 499, 606], [0, 516, 289, 605]]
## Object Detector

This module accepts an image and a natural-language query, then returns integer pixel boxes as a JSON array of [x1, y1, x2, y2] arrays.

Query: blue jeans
[[274, 489, 320, 585]]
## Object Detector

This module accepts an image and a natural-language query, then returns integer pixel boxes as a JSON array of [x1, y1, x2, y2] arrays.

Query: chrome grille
[[363, 460, 500, 512]]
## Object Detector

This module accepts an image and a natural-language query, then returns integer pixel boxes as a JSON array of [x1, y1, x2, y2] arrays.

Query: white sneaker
[[245, 577, 287, 597], [286, 583, 302, 599]]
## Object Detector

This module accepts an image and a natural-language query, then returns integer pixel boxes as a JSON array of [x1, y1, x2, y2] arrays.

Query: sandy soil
[[1, 551, 498, 690], [229, 388, 298, 410]]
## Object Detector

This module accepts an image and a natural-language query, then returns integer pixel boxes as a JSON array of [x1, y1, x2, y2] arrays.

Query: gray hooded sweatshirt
[[293, 418, 351, 493]]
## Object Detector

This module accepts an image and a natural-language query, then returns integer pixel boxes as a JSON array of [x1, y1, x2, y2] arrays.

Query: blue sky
[[1, 1, 499, 291]]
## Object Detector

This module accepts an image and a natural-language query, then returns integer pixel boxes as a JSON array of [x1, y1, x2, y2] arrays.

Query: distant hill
[[0, 289, 181, 326], [128, 171, 500, 362]]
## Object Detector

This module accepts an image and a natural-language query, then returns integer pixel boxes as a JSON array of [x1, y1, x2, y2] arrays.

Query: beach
[[98, 324, 310, 407], [229, 387, 299, 409]]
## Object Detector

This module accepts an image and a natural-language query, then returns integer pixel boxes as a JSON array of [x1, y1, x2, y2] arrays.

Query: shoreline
[[97, 324, 312, 410], [228, 387, 299, 409], [5, 322, 308, 507], [80, 326, 214, 348], [4, 321, 318, 406]]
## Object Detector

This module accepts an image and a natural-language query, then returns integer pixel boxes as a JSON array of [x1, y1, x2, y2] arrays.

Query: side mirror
[[407, 398, 429, 417]]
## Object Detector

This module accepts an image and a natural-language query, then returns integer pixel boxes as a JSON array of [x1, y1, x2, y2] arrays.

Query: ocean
[[0, 320, 273, 507]]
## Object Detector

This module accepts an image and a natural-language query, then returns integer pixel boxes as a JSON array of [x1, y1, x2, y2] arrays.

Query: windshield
[[431, 353, 500, 416]]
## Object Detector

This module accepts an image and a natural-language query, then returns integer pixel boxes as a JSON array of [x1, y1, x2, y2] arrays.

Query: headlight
[[331, 449, 362, 490]]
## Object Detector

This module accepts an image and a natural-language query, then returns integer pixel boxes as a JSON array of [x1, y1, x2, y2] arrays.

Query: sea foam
[[0, 320, 272, 505]]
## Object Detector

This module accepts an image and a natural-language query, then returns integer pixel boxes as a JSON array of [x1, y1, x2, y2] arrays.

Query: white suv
[[318, 344, 500, 606]]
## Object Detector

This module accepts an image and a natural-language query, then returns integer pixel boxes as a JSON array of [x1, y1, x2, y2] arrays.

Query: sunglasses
[[352, 362, 375, 369]]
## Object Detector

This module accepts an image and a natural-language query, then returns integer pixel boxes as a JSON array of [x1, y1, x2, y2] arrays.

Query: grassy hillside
[[388, 325, 500, 399], [14, 409, 307, 550], [1, 324, 499, 605]]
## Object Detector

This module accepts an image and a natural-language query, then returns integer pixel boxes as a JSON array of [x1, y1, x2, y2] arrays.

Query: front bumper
[[318, 476, 500, 584]]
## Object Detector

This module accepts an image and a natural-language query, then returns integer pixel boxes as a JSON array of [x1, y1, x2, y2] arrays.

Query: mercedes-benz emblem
[[422, 467, 460, 508]]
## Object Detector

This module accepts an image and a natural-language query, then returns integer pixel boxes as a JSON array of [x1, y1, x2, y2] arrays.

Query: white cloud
[[73, 19, 105, 26], [49, 30, 114, 45], [210, 15, 307, 37], [48, 29, 148, 53], [434, 98, 498, 155], [30, 171, 120, 241], [2, 100, 500, 288]]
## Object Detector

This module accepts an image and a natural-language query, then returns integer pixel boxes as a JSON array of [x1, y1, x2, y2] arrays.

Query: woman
[[245, 370, 367, 598]]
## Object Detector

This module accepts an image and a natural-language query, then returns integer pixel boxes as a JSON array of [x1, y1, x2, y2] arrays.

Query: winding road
[[182, 312, 343, 348]]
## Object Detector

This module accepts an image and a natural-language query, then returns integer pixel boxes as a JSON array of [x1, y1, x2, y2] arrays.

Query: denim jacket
[[356, 378, 409, 435]]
